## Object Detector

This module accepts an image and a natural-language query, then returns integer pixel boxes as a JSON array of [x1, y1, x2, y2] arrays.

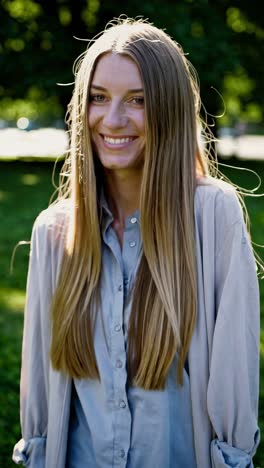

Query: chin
[[98, 155, 144, 171]]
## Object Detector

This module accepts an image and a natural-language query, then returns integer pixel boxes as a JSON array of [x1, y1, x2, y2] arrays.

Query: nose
[[103, 101, 127, 129]]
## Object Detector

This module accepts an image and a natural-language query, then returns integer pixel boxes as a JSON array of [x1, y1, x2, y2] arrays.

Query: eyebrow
[[90, 84, 144, 93]]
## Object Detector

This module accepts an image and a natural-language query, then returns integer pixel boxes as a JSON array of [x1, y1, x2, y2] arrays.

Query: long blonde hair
[[50, 18, 209, 389]]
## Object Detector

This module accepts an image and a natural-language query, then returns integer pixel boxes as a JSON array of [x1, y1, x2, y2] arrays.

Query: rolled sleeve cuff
[[12, 437, 46, 466], [211, 432, 260, 468]]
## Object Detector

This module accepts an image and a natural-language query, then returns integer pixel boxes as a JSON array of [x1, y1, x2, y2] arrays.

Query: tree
[[0, 0, 263, 129]]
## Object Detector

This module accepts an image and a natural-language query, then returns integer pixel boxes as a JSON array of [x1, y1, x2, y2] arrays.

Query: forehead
[[91, 52, 143, 90]]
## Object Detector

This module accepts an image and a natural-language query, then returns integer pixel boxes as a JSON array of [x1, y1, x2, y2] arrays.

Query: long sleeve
[[207, 214, 260, 467], [12, 218, 51, 466]]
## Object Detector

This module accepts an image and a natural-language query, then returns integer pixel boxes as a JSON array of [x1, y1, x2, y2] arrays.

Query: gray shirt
[[12, 177, 260, 468], [66, 199, 196, 467]]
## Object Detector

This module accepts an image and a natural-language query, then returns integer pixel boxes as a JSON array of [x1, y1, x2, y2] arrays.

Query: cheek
[[88, 111, 95, 130], [136, 111, 145, 134], [88, 107, 101, 130]]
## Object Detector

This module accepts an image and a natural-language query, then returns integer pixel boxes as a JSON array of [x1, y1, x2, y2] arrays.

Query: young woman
[[13, 18, 260, 468]]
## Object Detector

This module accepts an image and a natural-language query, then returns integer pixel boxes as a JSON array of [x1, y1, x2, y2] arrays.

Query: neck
[[103, 168, 142, 226]]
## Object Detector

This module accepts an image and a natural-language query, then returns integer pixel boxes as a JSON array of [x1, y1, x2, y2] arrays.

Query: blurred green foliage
[[0, 0, 263, 127]]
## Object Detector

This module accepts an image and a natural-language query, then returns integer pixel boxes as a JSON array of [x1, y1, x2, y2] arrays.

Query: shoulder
[[194, 177, 248, 257], [32, 198, 71, 247], [195, 176, 244, 226]]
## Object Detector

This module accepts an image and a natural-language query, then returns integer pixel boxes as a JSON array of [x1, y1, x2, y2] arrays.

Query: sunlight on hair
[[10, 241, 30, 275]]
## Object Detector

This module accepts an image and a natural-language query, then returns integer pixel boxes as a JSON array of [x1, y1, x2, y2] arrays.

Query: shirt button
[[114, 324, 121, 332], [117, 284, 122, 291], [131, 217, 137, 224], [115, 359, 122, 368], [119, 449, 125, 458], [129, 241, 136, 248], [119, 400, 126, 408]]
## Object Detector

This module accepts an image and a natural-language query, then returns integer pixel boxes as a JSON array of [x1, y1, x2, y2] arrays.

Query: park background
[[0, 0, 264, 466]]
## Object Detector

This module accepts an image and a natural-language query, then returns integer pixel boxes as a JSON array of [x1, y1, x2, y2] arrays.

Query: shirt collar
[[99, 186, 141, 236]]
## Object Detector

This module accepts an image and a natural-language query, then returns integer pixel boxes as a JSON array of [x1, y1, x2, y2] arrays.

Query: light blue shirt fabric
[[66, 196, 197, 468]]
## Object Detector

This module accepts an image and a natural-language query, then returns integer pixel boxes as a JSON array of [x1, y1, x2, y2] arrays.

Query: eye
[[130, 96, 144, 106], [89, 94, 107, 103]]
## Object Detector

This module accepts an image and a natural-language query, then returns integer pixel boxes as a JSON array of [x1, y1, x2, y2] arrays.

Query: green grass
[[0, 158, 263, 466], [0, 160, 61, 467]]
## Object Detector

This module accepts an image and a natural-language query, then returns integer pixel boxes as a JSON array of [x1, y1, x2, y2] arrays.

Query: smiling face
[[88, 53, 145, 173]]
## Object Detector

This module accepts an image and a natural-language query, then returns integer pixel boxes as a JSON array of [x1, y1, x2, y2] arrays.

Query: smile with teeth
[[103, 135, 136, 145]]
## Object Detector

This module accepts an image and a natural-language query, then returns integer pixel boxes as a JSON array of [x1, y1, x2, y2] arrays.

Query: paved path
[[0, 128, 68, 160]]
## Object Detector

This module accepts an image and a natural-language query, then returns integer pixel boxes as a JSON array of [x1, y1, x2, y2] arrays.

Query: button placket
[[110, 262, 130, 468], [102, 211, 133, 467], [115, 359, 122, 369], [111, 218, 142, 467], [119, 449, 126, 459]]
